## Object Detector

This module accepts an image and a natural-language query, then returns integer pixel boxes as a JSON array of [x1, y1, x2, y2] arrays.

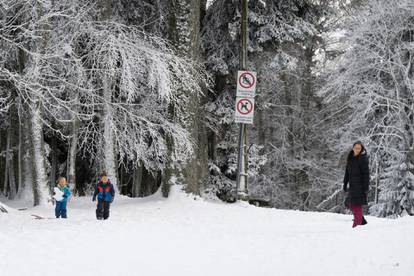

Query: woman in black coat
[[343, 141, 370, 228]]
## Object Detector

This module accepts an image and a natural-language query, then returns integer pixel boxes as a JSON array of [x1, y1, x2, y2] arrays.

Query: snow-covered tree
[[0, 0, 207, 203], [321, 0, 414, 217]]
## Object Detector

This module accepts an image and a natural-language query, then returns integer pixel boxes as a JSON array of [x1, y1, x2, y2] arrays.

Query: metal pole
[[244, 126, 249, 193], [236, 125, 246, 199], [375, 159, 379, 204], [241, 0, 248, 70], [236, 0, 248, 200]]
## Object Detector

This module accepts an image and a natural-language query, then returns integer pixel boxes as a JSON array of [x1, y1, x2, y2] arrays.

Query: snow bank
[[0, 185, 413, 276]]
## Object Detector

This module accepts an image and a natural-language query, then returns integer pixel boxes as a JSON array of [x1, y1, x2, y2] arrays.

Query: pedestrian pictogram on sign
[[236, 71, 257, 98], [235, 97, 255, 124]]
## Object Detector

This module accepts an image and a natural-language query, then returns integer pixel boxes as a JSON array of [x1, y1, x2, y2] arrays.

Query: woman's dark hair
[[100, 171, 108, 177], [347, 141, 366, 163]]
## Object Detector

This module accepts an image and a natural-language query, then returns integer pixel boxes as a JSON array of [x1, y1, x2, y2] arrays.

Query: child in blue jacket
[[54, 177, 71, 218], [92, 171, 115, 220]]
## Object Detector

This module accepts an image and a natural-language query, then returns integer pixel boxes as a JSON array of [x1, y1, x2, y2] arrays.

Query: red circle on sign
[[239, 72, 255, 89], [237, 98, 253, 115]]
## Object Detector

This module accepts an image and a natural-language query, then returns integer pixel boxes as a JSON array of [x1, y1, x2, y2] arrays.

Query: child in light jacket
[[54, 177, 71, 218]]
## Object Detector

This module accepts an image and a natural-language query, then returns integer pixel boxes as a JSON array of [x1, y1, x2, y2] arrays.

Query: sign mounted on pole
[[237, 71, 257, 98], [235, 97, 255, 124], [235, 70, 256, 125]]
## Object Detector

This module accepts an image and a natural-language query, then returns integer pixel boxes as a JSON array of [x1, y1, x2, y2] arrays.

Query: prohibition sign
[[237, 98, 253, 115], [238, 72, 256, 89]]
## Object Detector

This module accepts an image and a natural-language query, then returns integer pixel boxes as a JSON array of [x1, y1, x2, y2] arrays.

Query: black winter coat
[[343, 151, 370, 205]]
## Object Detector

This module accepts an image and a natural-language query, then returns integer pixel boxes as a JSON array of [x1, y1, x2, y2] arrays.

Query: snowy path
[[1, 186, 413, 276]]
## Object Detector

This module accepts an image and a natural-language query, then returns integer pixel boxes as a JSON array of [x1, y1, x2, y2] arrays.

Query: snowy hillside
[[1, 186, 413, 276]]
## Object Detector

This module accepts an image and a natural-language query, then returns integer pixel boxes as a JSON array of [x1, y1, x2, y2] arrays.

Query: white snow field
[[1, 186, 413, 276]]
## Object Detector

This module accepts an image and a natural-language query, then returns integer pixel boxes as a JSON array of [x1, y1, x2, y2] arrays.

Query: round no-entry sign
[[238, 72, 256, 89], [237, 98, 253, 115]]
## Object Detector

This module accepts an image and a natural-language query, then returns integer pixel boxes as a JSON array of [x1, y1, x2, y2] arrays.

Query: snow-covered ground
[[1, 186, 413, 276]]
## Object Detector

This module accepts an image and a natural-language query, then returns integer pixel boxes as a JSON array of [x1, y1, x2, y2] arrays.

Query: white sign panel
[[235, 97, 255, 124], [236, 71, 257, 98]]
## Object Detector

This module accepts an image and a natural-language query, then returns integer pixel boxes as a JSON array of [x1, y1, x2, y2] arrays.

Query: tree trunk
[[16, 47, 26, 199], [0, 130, 3, 194], [30, 101, 49, 206], [67, 117, 79, 193], [2, 116, 17, 200], [50, 133, 57, 189], [17, 99, 23, 198], [97, 0, 119, 192], [102, 79, 118, 192], [3, 124, 11, 196], [9, 151, 16, 200], [9, 103, 18, 199], [26, 1, 51, 206], [298, 42, 315, 209], [16, 114, 33, 204], [256, 108, 266, 145], [132, 164, 143, 197], [168, 0, 208, 195]]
